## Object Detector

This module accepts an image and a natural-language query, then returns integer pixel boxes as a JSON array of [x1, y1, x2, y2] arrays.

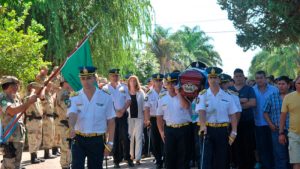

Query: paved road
[[0, 150, 157, 169]]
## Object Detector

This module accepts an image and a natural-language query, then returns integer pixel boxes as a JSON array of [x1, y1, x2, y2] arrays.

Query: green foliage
[[146, 25, 221, 73], [249, 45, 299, 78], [2, 0, 153, 75], [0, 4, 49, 83], [217, 0, 300, 50]]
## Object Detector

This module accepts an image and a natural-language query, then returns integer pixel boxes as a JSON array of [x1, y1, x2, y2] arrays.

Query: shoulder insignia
[[226, 89, 239, 96], [70, 91, 79, 97], [159, 93, 166, 99], [147, 90, 152, 95], [199, 89, 207, 95], [102, 89, 111, 95], [144, 96, 148, 101]]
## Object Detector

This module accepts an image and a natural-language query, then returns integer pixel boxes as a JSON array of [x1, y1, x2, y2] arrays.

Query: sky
[[150, 0, 260, 76]]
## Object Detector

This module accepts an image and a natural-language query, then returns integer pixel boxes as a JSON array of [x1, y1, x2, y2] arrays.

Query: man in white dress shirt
[[67, 66, 115, 169]]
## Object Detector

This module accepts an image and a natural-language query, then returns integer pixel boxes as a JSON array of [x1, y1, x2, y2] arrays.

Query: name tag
[[96, 103, 104, 107]]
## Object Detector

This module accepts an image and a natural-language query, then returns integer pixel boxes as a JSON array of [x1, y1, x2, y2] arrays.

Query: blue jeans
[[71, 135, 104, 169], [271, 130, 290, 169], [255, 126, 274, 169]]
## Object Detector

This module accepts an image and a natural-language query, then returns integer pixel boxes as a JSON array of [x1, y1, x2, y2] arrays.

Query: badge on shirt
[[64, 99, 71, 108], [221, 99, 229, 102], [1, 99, 7, 106], [119, 89, 125, 93], [76, 103, 83, 106], [96, 103, 104, 107], [144, 96, 148, 102], [195, 97, 200, 104]]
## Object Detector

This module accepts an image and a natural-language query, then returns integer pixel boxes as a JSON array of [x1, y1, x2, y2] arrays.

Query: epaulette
[[159, 93, 166, 99], [102, 89, 111, 95], [70, 91, 79, 97], [226, 89, 239, 96], [146, 90, 152, 95], [199, 89, 207, 95]]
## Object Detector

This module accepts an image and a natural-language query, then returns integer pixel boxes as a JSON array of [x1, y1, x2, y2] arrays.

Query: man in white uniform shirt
[[67, 66, 115, 169], [157, 72, 192, 169], [196, 67, 238, 169], [102, 68, 134, 168], [144, 73, 165, 169]]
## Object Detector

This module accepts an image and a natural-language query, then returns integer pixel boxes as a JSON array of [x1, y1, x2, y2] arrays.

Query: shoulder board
[[70, 91, 79, 97], [159, 93, 166, 99], [102, 89, 111, 95], [146, 90, 152, 95], [226, 89, 239, 96], [199, 89, 207, 95]]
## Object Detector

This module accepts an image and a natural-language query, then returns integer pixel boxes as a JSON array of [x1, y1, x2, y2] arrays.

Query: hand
[[69, 129, 75, 138], [228, 132, 237, 146], [144, 120, 151, 127], [200, 125, 207, 135], [27, 95, 38, 104], [104, 144, 113, 156], [160, 131, 165, 143], [269, 124, 277, 132], [279, 134, 287, 145], [116, 109, 124, 118]]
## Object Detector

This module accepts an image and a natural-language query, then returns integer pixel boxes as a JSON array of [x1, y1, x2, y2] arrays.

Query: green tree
[[2, 0, 152, 74], [171, 26, 222, 67], [0, 4, 49, 83], [217, 0, 300, 73], [249, 45, 299, 78]]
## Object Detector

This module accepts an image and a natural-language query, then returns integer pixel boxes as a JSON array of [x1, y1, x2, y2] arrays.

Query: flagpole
[[2, 23, 99, 140]]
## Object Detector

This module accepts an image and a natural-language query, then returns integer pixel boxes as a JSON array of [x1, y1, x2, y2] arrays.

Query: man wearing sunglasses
[[67, 66, 115, 169]]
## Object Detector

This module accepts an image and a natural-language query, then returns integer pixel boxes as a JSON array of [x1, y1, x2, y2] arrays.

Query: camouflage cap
[[0, 76, 20, 85]]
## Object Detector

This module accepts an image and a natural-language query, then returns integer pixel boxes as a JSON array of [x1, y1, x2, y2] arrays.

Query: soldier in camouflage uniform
[[25, 82, 46, 164], [0, 76, 37, 169], [41, 82, 56, 159], [55, 78, 73, 169]]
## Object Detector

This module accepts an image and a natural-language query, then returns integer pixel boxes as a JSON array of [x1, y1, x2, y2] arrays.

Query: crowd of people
[[0, 64, 299, 169]]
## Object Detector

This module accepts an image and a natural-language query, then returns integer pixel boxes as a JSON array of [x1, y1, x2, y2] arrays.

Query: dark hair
[[255, 70, 266, 77], [1, 82, 15, 90], [234, 68, 244, 75], [277, 76, 290, 84]]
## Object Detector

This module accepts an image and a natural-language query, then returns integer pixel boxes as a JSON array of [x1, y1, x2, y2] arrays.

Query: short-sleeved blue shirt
[[253, 84, 278, 126], [229, 85, 256, 122]]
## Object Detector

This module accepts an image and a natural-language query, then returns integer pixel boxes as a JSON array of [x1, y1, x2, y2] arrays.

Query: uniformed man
[[35, 66, 49, 84], [55, 77, 73, 169], [25, 82, 45, 164], [196, 67, 239, 169], [102, 68, 134, 168], [219, 73, 242, 168], [68, 66, 115, 169], [157, 72, 192, 169], [41, 82, 56, 159], [144, 73, 165, 169], [0, 76, 37, 169]]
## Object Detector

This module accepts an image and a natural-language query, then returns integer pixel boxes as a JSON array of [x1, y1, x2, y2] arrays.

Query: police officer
[[144, 73, 165, 169], [157, 72, 192, 169], [0, 76, 37, 169], [55, 78, 73, 169], [102, 68, 134, 168], [25, 82, 45, 164], [196, 67, 239, 169], [67, 66, 115, 169]]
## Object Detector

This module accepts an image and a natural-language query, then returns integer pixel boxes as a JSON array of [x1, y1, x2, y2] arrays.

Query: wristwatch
[[107, 141, 114, 146]]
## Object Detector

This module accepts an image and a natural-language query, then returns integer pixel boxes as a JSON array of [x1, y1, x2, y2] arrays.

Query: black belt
[[27, 115, 42, 120], [45, 114, 54, 118]]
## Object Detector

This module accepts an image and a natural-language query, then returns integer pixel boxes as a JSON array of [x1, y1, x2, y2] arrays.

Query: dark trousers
[[113, 114, 131, 164], [165, 125, 190, 169], [232, 121, 256, 169], [190, 123, 200, 167], [271, 130, 290, 169], [200, 127, 229, 169], [150, 117, 164, 165], [255, 125, 274, 169], [71, 135, 104, 169], [142, 126, 150, 156]]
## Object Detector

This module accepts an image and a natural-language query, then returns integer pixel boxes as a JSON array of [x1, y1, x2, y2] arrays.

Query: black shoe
[[113, 163, 120, 168], [30, 153, 40, 164], [52, 147, 60, 156], [62, 167, 70, 169], [128, 160, 134, 167], [37, 158, 45, 162], [44, 149, 56, 159]]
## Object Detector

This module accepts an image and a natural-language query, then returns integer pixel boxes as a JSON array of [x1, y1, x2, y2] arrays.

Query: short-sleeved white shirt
[[144, 89, 160, 116], [103, 83, 131, 110], [156, 93, 192, 125], [195, 88, 238, 123], [67, 88, 115, 134]]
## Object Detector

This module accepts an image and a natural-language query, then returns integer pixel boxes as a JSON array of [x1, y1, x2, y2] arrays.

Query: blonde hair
[[127, 75, 141, 92]]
